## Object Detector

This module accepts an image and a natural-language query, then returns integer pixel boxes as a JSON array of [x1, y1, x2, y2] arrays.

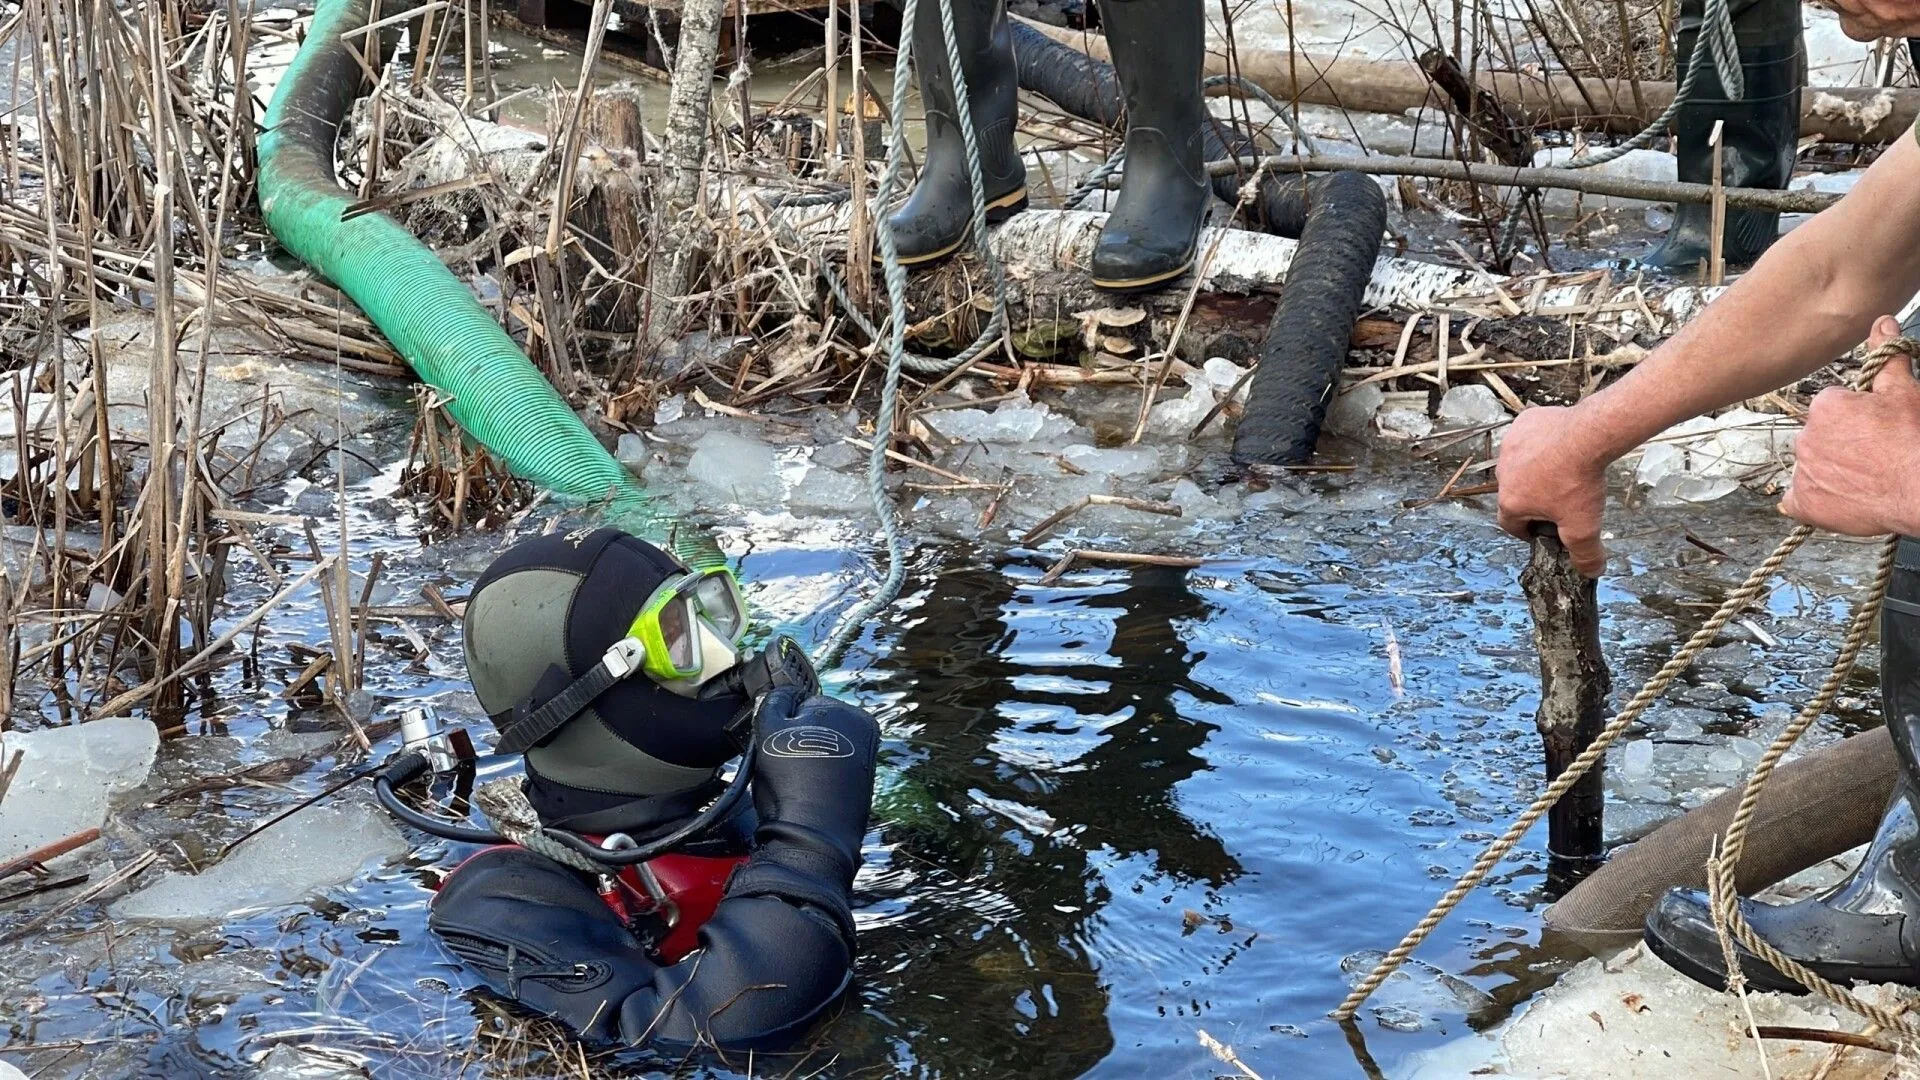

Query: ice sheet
[[114, 799, 407, 924], [0, 718, 159, 864]]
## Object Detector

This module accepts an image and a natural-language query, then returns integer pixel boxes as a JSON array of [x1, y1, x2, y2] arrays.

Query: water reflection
[[854, 554, 1242, 1076]]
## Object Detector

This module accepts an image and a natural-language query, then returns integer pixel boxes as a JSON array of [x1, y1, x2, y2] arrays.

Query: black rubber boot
[[1645, 0, 1803, 272], [1089, 0, 1212, 292], [887, 0, 1027, 266], [1644, 537, 1920, 993]]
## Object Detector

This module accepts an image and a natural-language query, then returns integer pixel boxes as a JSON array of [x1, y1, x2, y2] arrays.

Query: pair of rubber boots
[[1646, 538, 1920, 992], [888, 0, 1209, 292], [1646, 0, 1802, 271]]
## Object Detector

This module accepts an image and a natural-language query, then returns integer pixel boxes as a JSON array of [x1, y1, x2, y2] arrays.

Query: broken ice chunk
[[1634, 440, 1686, 489], [809, 441, 864, 470], [1146, 385, 1217, 436], [923, 396, 1074, 443], [0, 717, 159, 864], [615, 432, 649, 479], [1436, 385, 1508, 430], [653, 393, 687, 426], [1060, 443, 1161, 479], [1617, 738, 1655, 779], [1375, 404, 1434, 440], [1167, 478, 1242, 520], [1324, 382, 1385, 436], [790, 466, 870, 515], [685, 430, 782, 502], [253, 1045, 370, 1080], [1198, 357, 1253, 403], [113, 799, 407, 924], [1340, 949, 1497, 1032], [1406, 943, 1908, 1079]]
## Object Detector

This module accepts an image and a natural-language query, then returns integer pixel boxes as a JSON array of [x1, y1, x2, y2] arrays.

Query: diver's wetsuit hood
[[463, 528, 751, 834]]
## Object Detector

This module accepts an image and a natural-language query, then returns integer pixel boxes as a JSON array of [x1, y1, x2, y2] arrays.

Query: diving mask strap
[[494, 638, 647, 755]]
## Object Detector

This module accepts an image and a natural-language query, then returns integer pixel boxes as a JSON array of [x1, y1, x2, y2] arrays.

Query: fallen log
[[1016, 17, 1920, 145], [763, 204, 1713, 366], [1199, 155, 1843, 214]]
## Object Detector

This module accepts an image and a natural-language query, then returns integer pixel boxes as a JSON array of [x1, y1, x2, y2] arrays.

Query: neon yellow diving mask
[[626, 566, 750, 686]]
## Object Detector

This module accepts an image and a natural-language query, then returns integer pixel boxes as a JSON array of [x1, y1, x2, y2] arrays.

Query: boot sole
[[893, 189, 1030, 268], [1642, 930, 1737, 994], [1092, 252, 1197, 294]]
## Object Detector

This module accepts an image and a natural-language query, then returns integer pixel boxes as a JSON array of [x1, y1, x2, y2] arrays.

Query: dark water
[[0, 446, 1889, 1079]]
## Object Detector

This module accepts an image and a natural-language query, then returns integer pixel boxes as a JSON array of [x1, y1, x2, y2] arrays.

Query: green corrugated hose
[[258, 0, 720, 568]]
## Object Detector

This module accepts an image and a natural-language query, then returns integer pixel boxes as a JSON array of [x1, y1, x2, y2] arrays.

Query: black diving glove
[[427, 846, 654, 1044], [742, 685, 880, 893]]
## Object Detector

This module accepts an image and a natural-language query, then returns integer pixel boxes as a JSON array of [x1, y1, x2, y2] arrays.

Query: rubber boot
[[1088, 0, 1212, 292], [1644, 537, 1920, 993], [887, 0, 1026, 266], [1645, 0, 1803, 272]]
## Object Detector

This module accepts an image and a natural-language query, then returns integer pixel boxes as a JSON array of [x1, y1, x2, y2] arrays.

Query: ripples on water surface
[[1, 424, 1887, 1080]]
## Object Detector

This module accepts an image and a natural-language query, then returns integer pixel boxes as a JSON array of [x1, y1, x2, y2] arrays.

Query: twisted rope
[[1707, 534, 1912, 1035], [1556, 0, 1741, 170], [1703, 341, 1920, 1039], [1333, 335, 1920, 1023], [473, 777, 610, 874]]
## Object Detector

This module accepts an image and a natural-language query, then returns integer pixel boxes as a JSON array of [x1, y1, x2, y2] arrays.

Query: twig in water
[[1752, 1026, 1898, 1054], [0, 828, 101, 884], [1019, 494, 1183, 546], [1, 850, 157, 945], [1037, 549, 1207, 585], [91, 556, 338, 718], [0, 749, 20, 807]]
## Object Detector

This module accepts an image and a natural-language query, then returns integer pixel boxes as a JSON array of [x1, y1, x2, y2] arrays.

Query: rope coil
[[1335, 336, 1920, 1028]]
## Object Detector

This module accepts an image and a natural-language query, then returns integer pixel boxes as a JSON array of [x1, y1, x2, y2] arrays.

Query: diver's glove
[[741, 686, 881, 897]]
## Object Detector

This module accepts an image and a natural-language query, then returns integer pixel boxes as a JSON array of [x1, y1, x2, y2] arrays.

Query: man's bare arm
[[1570, 133, 1920, 463], [1497, 132, 1920, 574]]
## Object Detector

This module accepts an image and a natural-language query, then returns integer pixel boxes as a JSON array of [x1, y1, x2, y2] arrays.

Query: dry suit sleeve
[[615, 689, 879, 1050]]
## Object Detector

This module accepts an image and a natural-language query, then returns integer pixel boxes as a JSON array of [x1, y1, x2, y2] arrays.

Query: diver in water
[[421, 527, 879, 1050]]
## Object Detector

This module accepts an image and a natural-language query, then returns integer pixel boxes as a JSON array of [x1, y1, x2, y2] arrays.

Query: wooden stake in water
[[1709, 118, 1726, 287], [1521, 525, 1612, 892]]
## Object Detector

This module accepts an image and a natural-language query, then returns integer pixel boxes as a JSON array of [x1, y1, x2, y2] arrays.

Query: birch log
[[1016, 17, 1920, 145]]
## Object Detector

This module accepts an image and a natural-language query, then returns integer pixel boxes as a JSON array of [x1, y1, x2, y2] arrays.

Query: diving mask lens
[[656, 594, 696, 673], [690, 571, 747, 642], [630, 568, 748, 683]]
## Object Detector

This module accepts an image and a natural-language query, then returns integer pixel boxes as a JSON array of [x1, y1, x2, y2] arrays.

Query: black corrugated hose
[[1008, 22, 1386, 464]]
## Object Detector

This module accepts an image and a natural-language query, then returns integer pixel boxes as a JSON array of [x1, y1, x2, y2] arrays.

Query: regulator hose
[[375, 751, 511, 846], [1005, 22, 1386, 465], [259, 0, 721, 568], [1545, 725, 1898, 952]]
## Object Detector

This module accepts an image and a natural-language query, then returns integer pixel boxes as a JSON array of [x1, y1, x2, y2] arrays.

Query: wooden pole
[[1521, 526, 1612, 893], [1708, 119, 1726, 287], [824, 0, 839, 163]]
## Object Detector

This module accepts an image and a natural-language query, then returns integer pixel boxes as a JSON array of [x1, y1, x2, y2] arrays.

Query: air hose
[[258, 0, 720, 567], [1006, 23, 1386, 465]]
